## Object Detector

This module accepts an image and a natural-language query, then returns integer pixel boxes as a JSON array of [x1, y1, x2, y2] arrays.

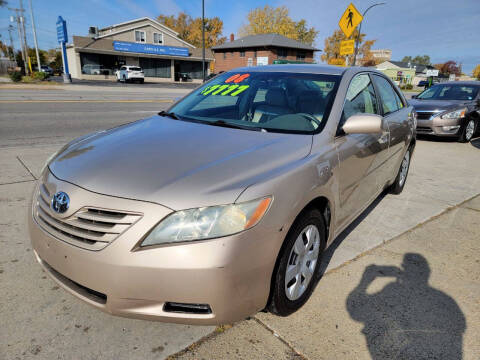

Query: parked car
[[410, 81, 480, 142], [39, 65, 53, 76], [115, 65, 144, 83], [82, 64, 112, 75], [29, 65, 415, 325]]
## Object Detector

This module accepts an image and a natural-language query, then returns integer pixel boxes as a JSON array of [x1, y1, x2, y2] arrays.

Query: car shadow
[[470, 137, 480, 149], [346, 253, 466, 359], [318, 191, 387, 277]]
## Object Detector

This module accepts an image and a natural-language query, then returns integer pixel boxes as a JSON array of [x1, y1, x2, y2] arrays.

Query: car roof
[[434, 81, 480, 86], [225, 64, 387, 78]]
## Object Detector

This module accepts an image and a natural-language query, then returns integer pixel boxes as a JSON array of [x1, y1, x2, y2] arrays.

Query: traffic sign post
[[339, 3, 363, 38], [56, 16, 71, 83], [340, 39, 355, 56]]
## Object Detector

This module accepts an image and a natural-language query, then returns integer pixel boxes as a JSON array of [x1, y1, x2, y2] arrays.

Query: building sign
[[339, 3, 363, 38], [113, 41, 189, 57], [56, 16, 68, 43], [256, 57, 269, 66], [426, 69, 439, 77], [339, 39, 355, 56]]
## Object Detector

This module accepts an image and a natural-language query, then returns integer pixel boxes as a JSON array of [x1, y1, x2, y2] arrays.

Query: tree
[[27, 48, 48, 69], [473, 64, 480, 80], [321, 29, 376, 66], [47, 49, 62, 72], [434, 61, 462, 76], [239, 5, 319, 46], [157, 12, 226, 48], [0, 40, 13, 59], [401, 55, 431, 65]]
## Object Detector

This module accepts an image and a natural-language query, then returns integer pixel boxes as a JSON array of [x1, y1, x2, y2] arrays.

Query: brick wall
[[213, 47, 314, 73]]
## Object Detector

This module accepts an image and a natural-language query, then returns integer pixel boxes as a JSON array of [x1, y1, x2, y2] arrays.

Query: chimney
[[230, 34, 234, 42]]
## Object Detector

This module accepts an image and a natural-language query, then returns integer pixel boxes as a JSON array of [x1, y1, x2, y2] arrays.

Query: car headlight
[[441, 108, 466, 119], [141, 197, 272, 246]]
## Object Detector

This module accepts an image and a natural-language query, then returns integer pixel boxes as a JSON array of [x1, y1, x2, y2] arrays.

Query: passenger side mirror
[[342, 114, 383, 134]]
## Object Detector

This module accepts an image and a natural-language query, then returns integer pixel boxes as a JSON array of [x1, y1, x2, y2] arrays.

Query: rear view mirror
[[342, 114, 383, 134]]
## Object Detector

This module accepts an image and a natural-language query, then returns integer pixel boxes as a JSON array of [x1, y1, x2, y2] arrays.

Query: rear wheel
[[458, 119, 475, 143], [268, 208, 326, 316], [389, 148, 411, 195]]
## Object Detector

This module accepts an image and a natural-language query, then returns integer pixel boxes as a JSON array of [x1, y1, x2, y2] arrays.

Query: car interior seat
[[252, 88, 293, 123]]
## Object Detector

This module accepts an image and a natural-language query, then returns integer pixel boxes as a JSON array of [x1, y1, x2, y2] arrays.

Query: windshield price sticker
[[201, 74, 251, 97]]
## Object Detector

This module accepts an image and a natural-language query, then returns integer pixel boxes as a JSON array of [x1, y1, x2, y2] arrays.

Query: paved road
[[1, 85, 479, 360], [0, 86, 191, 149]]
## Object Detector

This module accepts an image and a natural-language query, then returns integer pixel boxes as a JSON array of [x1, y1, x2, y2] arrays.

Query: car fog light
[[442, 125, 460, 131]]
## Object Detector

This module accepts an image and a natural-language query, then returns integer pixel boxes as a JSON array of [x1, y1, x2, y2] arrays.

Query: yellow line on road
[[0, 99, 174, 103]]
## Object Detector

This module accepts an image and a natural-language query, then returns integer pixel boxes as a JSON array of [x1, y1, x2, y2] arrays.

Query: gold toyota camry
[[29, 65, 416, 325]]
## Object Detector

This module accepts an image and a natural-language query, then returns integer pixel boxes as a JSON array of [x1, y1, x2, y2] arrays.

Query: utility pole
[[19, 0, 30, 74], [28, 0, 41, 70], [9, 8, 28, 73], [202, 0, 205, 82], [352, 2, 386, 66], [7, 24, 15, 59]]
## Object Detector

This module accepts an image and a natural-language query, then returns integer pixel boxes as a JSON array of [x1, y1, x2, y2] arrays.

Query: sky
[[0, 0, 478, 74]]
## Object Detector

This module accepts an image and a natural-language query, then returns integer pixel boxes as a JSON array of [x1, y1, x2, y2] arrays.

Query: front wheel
[[458, 119, 475, 143], [268, 208, 326, 316], [389, 148, 411, 195]]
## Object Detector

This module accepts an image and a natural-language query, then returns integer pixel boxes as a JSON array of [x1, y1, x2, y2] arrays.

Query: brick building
[[211, 34, 319, 73]]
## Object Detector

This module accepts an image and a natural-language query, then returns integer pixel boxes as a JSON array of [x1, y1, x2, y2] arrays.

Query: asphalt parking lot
[[0, 84, 479, 360]]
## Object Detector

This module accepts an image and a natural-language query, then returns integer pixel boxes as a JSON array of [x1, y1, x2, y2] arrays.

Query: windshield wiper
[[208, 120, 265, 132], [158, 110, 181, 120]]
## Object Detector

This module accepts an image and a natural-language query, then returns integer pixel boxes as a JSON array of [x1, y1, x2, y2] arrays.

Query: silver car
[[29, 65, 415, 325]]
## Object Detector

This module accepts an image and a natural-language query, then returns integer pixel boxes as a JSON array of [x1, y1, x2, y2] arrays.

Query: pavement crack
[[16, 156, 37, 180], [0, 179, 35, 186], [252, 316, 309, 360]]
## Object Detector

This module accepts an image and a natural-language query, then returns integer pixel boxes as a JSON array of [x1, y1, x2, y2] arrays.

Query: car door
[[334, 73, 390, 229], [371, 74, 410, 180]]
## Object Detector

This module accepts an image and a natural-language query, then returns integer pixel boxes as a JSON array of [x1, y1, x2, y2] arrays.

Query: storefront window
[[80, 53, 120, 75], [139, 58, 171, 78]]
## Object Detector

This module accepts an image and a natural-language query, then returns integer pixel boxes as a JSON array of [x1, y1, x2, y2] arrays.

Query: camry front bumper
[[28, 172, 281, 325]]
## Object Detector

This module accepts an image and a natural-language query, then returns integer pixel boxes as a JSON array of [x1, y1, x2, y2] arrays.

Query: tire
[[267, 208, 326, 316], [140, 79, 144, 84], [458, 119, 475, 143], [389, 148, 411, 195]]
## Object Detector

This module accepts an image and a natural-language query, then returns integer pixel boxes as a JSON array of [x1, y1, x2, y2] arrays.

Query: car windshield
[[169, 71, 340, 134], [130, 67, 142, 71], [417, 84, 479, 101]]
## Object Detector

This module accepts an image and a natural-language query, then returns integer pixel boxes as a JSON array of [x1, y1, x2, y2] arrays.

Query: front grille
[[34, 184, 142, 250], [416, 112, 435, 120]]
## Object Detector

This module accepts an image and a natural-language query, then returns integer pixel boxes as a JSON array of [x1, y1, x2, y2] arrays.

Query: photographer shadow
[[346, 253, 466, 359]]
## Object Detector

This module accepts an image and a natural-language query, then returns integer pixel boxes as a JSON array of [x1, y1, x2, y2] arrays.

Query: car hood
[[408, 99, 470, 112], [49, 116, 313, 210]]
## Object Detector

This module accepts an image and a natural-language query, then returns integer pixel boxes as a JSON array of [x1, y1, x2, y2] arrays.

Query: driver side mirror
[[342, 114, 383, 134]]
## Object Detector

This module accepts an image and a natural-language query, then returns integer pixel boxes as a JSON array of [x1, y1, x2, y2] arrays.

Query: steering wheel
[[297, 113, 322, 127]]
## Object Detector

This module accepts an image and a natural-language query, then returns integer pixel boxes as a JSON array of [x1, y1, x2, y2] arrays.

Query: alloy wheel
[[399, 150, 410, 187], [285, 224, 320, 301], [465, 120, 474, 141]]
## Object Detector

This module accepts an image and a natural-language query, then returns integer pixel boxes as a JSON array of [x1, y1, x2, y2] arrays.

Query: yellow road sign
[[339, 3, 363, 38], [328, 58, 346, 67], [340, 39, 355, 56]]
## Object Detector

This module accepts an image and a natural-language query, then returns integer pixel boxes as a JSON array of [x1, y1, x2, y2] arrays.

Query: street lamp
[[352, 2, 386, 66]]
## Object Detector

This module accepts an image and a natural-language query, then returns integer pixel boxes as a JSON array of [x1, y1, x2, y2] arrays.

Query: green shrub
[[405, 84, 413, 90], [9, 71, 22, 82], [21, 76, 35, 83], [32, 71, 48, 80]]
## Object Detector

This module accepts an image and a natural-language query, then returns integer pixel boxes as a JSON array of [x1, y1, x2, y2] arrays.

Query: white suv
[[116, 66, 145, 83]]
